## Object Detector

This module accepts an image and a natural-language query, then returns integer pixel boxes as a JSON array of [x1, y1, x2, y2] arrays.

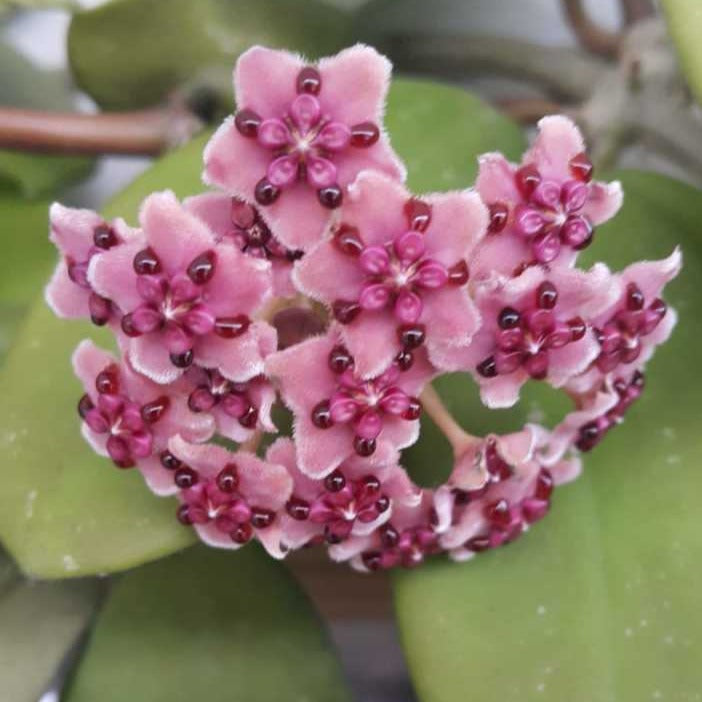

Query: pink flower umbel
[[45, 203, 135, 325], [294, 171, 487, 377], [472, 116, 623, 279], [203, 44, 405, 251], [45, 44, 682, 572], [185, 192, 302, 298], [88, 190, 276, 384], [266, 330, 433, 477], [73, 340, 214, 495], [434, 263, 619, 408], [168, 436, 292, 558]]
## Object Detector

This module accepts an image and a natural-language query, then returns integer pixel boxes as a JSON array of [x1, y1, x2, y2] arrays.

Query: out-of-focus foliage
[[0, 42, 92, 198], [661, 0, 702, 105]]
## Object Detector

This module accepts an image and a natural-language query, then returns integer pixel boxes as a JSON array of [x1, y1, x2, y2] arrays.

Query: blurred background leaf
[[661, 0, 702, 106], [395, 170, 702, 702], [0, 545, 102, 702], [67, 0, 352, 116], [0, 41, 92, 198], [65, 545, 351, 702]]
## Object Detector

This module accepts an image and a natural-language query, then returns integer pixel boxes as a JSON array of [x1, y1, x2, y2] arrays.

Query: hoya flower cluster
[[46, 45, 681, 571]]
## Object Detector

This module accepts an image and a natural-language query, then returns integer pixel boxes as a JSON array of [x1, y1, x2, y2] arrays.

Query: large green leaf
[[0, 79, 522, 579], [0, 196, 56, 361], [65, 545, 350, 702], [0, 571, 102, 702], [0, 42, 92, 199], [68, 0, 352, 113], [662, 0, 702, 106], [395, 170, 702, 701]]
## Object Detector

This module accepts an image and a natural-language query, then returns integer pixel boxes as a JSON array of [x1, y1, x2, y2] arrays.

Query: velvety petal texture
[[203, 44, 405, 251]]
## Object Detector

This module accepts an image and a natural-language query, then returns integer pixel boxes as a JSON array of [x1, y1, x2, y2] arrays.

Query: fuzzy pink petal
[[550, 456, 582, 485], [137, 455, 178, 497], [265, 334, 336, 412], [549, 263, 621, 319], [318, 44, 391, 126], [45, 261, 90, 319], [475, 153, 521, 204], [333, 136, 406, 189], [524, 115, 585, 182], [293, 414, 354, 478], [421, 189, 488, 264], [498, 427, 538, 465], [292, 239, 365, 303], [214, 410, 252, 444], [202, 118, 273, 206], [194, 321, 274, 383], [584, 180, 623, 225], [339, 312, 400, 379], [80, 422, 108, 457], [423, 288, 481, 364], [129, 335, 182, 385], [87, 238, 144, 312], [620, 247, 682, 302], [156, 396, 215, 446], [183, 192, 234, 239], [548, 333, 601, 387], [235, 451, 293, 510], [469, 233, 532, 282], [255, 523, 288, 559], [72, 340, 115, 394], [377, 416, 420, 453], [139, 190, 217, 274], [234, 45, 303, 119], [479, 372, 527, 409], [204, 247, 271, 317], [49, 202, 104, 258], [249, 378, 277, 433], [194, 522, 241, 550], [342, 171, 408, 247]]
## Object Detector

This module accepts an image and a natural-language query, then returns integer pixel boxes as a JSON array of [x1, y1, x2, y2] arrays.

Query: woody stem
[[420, 383, 478, 455]]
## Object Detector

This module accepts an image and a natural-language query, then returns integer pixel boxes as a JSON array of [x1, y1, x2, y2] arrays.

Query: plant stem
[[562, 0, 621, 58], [621, 0, 656, 24], [380, 33, 605, 101], [497, 97, 568, 124], [419, 384, 477, 456], [0, 105, 203, 156]]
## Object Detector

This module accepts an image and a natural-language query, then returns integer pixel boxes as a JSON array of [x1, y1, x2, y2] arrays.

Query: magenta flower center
[[188, 368, 259, 428], [77, 363, 168, 468], [595, 282, 667, 372], [331, 199, 469, 347], [477, 281, 587, 380], [286, 469, 390, 543], [234, 66, 381, 209], [576, 371, 645, 451], [310, 345, 421, 457], [488, 152, 595, 267], [362, 522, 439, 571], [120, 247, 250, 368], [177, 463, 274, 544]]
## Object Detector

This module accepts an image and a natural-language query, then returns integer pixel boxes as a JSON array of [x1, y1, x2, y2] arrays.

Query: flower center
[[477, 281, 587, 380], [233, 65, 381, 209], [187, 369, 259, 428], [310, 345, 421, 457]]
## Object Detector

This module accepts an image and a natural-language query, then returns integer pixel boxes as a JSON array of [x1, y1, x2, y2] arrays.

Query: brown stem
[[621, 0, 656, 24], [562, 0, 621, 58], [0, 105, 203, 156], [497, 97, 567, 124], [419, 384, 477, 455]]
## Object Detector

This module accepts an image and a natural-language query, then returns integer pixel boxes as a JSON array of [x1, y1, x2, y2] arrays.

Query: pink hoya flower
[[45, 203, 134, 325], [88, 190, 276, 385], [184, 192, 301, 297], [568, 248, 681, 396], [472, 116, 623, 279], [434, 263, 619, 408], [183, 367, 277, 443], [266, 329, 434, 477], [267, 437, 420, 549], [73, 340, 214, 495], [203, 44, 405, 251], [294, 170, 487, 377], [169, 435, 293, 558]]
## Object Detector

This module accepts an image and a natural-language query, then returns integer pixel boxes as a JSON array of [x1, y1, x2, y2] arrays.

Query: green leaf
[[662, 0, 702, 106], [0, 42, 92, 199], [0, 79, 521, 579], [65, 545, 351, 702], [0, 563, 102, 702], [395, 170, 702, 702], [68, 0, 352, 113], [0, 196, 56, 362]]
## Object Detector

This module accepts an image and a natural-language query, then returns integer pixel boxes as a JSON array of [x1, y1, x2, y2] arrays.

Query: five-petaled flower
[[203, 44, 405, 252], [294, 170, 487, 377]]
